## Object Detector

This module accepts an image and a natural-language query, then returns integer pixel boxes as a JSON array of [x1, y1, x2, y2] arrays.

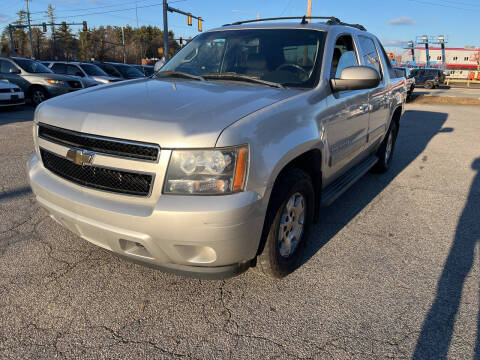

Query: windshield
[[80, 63, 108, 76], [14, 58, 52, 73], [160, 29, 325, 88], [113, 64, 144, 78]]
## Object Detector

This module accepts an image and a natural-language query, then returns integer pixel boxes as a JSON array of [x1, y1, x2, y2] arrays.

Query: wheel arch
[[256, 148, 322, 257]]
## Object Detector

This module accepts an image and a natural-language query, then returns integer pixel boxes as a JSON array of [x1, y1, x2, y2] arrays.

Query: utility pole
[[162, 1, 203, 62], [121, 27, 126, 64], [25, 0, 34, 58], [48, 7, 56, 60], [163, 0, 169, 61], [306, 0, 312, 23], [8, 25, 16, 57]]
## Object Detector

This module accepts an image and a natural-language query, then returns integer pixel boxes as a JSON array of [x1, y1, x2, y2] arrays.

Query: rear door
[[325, 34, 370, 173], [357, 35, 390, 146]]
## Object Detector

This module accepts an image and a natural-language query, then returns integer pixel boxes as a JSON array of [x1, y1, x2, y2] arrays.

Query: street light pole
[[25, 0, 34, 58], [163, 0, 169, 61]]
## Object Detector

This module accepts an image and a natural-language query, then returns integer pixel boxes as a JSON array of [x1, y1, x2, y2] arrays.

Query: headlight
[[164, 146, 248, 195], [45, 79, 65, 86]]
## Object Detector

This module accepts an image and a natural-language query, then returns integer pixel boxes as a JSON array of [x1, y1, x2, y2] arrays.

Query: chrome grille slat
[[38, 123, 160, 162]]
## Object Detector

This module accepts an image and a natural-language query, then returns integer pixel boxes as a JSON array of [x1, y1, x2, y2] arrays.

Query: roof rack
[[223, 16, 367, 31]]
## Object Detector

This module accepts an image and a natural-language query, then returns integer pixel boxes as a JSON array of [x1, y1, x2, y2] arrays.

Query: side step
[[320, 155, 378, 207]]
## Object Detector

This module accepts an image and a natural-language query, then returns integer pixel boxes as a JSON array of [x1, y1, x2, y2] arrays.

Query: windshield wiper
[[155, 70, 204, 81], [202, 73, 284, 89]]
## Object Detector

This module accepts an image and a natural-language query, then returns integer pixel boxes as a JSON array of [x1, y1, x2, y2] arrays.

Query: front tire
[[255, 169, 314, 278], [30, 86, 48, 107]]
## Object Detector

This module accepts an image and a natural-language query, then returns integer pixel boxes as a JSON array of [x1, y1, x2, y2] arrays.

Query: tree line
[[0, 4, 181, 64]]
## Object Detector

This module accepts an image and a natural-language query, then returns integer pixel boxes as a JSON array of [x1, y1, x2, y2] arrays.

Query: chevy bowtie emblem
[[66, 148, 95, 166]]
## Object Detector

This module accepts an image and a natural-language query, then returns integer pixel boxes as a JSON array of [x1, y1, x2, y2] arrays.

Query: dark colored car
[[410, 68, 444, 89], [92, 62, 144, 80], [133, 65, 155, 77]]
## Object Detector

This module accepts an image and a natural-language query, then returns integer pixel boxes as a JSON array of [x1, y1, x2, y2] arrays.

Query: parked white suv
[[28, 17, 406, 279]]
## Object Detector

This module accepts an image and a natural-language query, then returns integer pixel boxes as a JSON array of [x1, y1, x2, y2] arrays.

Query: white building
[[401, 47, 480, 77]]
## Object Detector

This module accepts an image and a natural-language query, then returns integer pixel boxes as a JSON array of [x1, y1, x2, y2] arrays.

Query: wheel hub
[[278, 192, 305, 258]]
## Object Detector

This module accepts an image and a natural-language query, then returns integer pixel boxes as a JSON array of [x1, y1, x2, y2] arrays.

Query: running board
[[321, 155, 378, 207]]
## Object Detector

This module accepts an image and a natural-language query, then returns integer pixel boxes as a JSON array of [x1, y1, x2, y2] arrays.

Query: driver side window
[[331, 35, 358, 79]]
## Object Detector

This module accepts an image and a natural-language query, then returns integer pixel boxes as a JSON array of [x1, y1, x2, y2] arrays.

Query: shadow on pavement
[[0, 186, 32, 202], [0, 105, 34, 125], [413, 158, 480, 359], [301, 109, 452, 265]]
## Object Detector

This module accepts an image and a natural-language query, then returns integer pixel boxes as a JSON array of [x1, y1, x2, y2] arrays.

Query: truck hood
[[36, 78, 300, 148]]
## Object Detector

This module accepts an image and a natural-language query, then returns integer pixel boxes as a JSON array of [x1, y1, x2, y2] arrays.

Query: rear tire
[[373, 121, 398, 173], [255, 169, 314, 278], [424, 81, 433, 89]]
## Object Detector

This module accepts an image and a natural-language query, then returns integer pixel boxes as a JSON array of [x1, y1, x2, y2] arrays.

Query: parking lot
[[0, 102, 479, 359]]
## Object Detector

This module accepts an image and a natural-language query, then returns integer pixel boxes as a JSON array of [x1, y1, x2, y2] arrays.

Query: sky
[[1, 0, 479, 51]]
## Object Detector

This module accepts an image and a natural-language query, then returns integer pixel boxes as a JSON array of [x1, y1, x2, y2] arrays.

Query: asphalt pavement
[[0, 103, 479, 359]]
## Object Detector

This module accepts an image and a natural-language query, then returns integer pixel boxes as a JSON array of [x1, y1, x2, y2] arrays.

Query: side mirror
[[9, 68, 21, 74], [330, 66, 380, 92]]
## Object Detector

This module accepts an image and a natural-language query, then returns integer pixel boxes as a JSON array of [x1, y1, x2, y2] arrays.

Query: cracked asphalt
[[1, 103, 479, 359]]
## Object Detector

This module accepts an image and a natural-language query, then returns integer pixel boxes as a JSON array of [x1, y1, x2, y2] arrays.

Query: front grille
[[38, 123, 159, 161], [67, 80, 83, 89], [0, 88, 12, 93], [40, 149, 153, 196]]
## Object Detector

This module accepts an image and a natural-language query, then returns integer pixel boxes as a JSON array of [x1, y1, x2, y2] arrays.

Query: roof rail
[[224, 16, 340, 26], [223, 16, 367, 31]]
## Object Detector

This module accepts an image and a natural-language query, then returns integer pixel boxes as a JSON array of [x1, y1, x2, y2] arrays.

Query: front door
[[324, 34, 370, 176]]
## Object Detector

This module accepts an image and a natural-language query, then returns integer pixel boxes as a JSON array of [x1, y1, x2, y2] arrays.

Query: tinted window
[[13, 58, 52, 73], [162, 29, 325, 88], [331, 35, 358, 78], [51, 63, 67, 74], [100, 63, 122, 77], [143, 66, 154, 76], [112, 64, 144, 78], [358, 36, 382, 78], [0, 60, 18, 73], [66, 65, 84, 77], [79, 64, 108, 76]]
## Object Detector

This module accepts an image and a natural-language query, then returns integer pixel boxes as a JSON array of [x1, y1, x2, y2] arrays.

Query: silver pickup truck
[[27, 17, 406, 279]]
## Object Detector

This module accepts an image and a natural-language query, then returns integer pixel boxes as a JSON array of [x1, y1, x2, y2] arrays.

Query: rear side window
[[51, 63, 67, 74], [376, 40, 396, 79], [358, 36, 382, 78], [0, 60, 18, 73], [330, 35, 358, 78]]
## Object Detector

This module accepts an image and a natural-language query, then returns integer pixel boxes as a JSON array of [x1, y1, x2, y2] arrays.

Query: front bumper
[[27, 153, 265, 279], [45, 85, 81, 97], [0, 92, 25, 106]]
